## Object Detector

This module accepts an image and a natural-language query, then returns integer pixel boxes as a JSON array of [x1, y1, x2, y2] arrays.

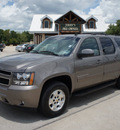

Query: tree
[[3, 29, 10, 45], [0, 29, 33, 45], [9, 38, 19, 45], [0, 29, 3, 43], [21, 31, 33, 42], [106, 20, 120, 35], [10, 31, 18, 39]]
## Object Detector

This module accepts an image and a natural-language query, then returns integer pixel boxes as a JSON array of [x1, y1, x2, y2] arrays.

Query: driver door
[[75, 37, 103, 90]]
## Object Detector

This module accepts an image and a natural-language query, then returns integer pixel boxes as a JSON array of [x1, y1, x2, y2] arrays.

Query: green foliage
[[9, 38, 19, 46], [0, 29, 3, 43], [106, 20, 120, 35], [0, 29, 33, 45]]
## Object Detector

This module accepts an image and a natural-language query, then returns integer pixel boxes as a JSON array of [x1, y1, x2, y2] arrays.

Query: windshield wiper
[[39, 51, 59, 56]]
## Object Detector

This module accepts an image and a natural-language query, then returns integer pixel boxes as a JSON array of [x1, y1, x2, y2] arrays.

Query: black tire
[[116, 77, 120, 89], [1, 49, 3, 52], [39, 81, 69, 118]]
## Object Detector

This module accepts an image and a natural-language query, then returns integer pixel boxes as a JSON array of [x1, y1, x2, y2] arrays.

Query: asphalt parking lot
[[0, 46, 120, 130]]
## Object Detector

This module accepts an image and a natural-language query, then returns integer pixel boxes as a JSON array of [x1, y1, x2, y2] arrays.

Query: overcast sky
[[0, 0, 120, 32]]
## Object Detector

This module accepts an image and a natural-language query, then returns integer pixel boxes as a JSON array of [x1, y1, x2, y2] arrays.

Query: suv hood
[[0, 53, 60, 71]]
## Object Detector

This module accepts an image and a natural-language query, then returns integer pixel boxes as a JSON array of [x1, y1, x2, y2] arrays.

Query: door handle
[[96, 60, 101, 64], [114, 56, 118, 61]]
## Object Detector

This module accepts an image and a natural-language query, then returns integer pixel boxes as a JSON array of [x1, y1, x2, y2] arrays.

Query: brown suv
[[0, 34, 120, 117]]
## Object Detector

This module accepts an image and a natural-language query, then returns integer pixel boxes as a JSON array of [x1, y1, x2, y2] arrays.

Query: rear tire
[[116, 77, 120, 89], [39, 81, 69, 118]]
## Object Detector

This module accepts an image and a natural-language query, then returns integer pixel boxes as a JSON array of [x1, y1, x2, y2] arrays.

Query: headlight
[[12, 72, 35, 86]]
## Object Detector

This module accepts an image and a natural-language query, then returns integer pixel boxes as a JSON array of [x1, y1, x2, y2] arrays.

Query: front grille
[[0, 78, 9, 85], [0, 69, 12, 86], [0, 70, 11, 75]]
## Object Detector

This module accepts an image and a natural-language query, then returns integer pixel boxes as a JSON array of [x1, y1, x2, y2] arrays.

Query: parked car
[[16, 44, 29, 52], [0, 43, 5, 52], [25, 44, 38, 52], [0, 34, 120, 118]]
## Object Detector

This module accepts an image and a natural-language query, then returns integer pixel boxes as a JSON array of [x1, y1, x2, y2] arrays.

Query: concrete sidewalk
[[39, 93, 120, 130], [0, 46, 19, 58]]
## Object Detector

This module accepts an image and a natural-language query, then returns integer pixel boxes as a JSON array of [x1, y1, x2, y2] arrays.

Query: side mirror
[[77, 49, 94, 58]]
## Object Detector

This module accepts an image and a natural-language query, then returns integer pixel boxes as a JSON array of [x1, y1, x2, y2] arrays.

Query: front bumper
[[0, 85, 40, 108]]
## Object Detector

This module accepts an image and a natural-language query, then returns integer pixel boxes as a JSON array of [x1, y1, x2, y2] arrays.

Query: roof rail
[[91, 33, 107, 35]]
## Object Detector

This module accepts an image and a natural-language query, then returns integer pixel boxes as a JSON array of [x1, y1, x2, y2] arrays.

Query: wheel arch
[[40, 75, 72, 99]]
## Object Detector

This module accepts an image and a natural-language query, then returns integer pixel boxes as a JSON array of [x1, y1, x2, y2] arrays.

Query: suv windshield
[[31, 36, 80, 56]]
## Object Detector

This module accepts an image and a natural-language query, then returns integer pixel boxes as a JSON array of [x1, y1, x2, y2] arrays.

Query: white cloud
[[0, 0, 96, 31], [89, 0, 120, 23], [73, 9, 86, 15], [0, 0, 119, 31]]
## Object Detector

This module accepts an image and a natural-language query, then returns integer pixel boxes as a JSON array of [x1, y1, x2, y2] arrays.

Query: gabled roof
[[40, 15, 53, 22], [86, 15, 98, 22], [55, 10, 86, 24], [29, 14, 62, 33], [81, 15, 109, 33]]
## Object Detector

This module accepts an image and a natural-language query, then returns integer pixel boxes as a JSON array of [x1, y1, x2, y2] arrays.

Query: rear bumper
[[0, 85, 40, 108]]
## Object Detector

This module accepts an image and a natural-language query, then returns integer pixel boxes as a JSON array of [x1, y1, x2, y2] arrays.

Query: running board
[[73, 80, 116, 97]]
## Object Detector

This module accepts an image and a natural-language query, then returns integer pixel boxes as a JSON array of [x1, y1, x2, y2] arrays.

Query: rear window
[[99, 37, 115, 55], [114, 38, 120, 48]]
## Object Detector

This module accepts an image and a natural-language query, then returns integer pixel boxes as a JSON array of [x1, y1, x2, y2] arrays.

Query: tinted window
[[99, 37, 115, 55], [79, 37, 100, 56], [115, 38, 120, 48], [45, 21, 49, 28]]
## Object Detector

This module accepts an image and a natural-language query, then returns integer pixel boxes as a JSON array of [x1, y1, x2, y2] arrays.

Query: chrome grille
[[0, 77, 9, 85], [0, 69, 12, 86], [0, 70, 11, 76]]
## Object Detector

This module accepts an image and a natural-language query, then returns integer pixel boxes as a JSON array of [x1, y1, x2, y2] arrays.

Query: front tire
[[39, 81, 69, 118]]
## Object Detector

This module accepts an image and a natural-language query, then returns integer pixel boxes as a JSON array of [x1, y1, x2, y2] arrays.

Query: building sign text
[[61, 24, 80, 31]]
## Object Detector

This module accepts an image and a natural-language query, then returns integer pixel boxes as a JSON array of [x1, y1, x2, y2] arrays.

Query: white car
[[16, 44, 29, 52]]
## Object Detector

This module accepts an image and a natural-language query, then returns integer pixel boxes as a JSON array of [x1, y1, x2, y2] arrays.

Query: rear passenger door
[[75, 37, 103, 89], [99, 37, 119, 81]]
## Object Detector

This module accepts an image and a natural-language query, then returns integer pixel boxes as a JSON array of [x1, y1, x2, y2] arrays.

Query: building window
[[89, 21, 94, 28], [44, 20, 49, 28]]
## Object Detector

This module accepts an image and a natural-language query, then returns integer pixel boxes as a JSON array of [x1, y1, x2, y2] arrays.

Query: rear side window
[[115, 38, 120, 48], [99, 37, 115, 55]]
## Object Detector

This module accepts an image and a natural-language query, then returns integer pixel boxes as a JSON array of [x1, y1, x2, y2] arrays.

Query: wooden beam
[[72, 18, 77, 22], [64, 18, 69, 22], [70, 13, 71, 21]]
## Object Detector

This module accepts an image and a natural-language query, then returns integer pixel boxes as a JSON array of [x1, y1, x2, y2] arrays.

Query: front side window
[[99, 37, 115, 55], [79, 37, 100, 56], [89, 21, 94, 28], [114, 38, 120, 48], [31, 36, 80, 56], [44, 20, 49, 28]]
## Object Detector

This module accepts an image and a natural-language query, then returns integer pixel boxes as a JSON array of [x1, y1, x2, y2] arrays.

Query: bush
[[9, 38, 19, 45]]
